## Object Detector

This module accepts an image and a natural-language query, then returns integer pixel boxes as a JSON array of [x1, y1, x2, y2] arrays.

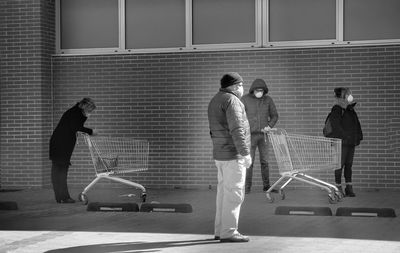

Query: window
[[125, 0, 186, 49], [55, 0, 400, 55], [192, 0, 257, 45], [60, 0, 119, 50], [268, 0, 336, 42], [344, 0, 400, 41]]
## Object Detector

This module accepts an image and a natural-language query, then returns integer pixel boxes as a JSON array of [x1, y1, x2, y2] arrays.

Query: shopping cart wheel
[[78, 193, 89, 205], [334, 191, 344, 202], [266, 193, 274, 203], [141, 192, 147, 202], [328, 194, 337, 204]]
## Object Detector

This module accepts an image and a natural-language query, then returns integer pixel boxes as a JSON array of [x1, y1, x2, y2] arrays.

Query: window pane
[[126, 0, 186, 49], [269, 0, 336, 42], [344, 0, 400, 41], [60, 0, 119, 49], [192, 0, 256, 45]]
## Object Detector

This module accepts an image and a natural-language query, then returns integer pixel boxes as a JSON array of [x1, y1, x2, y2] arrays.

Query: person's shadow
[[44, 238, 220, 253]]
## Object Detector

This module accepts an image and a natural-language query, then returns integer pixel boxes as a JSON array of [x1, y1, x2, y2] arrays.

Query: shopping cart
[[264, 128, 342, 204], [78, 133, 149, 205]]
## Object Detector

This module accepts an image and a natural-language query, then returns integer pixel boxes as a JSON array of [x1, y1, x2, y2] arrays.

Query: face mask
[[236, 85, 244, 98], [347, 94, 354, 103], [254, 91, 263, 98]]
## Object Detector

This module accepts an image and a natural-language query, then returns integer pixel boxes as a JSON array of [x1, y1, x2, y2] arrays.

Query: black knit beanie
[[220, 72, 243, 88]]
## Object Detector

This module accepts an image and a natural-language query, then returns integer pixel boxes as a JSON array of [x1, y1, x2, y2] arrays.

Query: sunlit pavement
[[1, 187, 400, 252]]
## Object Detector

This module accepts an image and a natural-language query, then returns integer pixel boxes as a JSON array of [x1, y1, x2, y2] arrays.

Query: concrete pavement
[[1, 187, 400, 252]]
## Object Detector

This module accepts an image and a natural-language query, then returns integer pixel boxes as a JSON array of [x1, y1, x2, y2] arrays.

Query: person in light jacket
[[208, 72, 252, 243], [49, 98, 98, 203], [241, 79, 279, 194]]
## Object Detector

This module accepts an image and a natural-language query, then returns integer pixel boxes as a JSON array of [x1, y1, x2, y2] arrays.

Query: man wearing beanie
[[208, 72, 252, 243], [241, 78, 279, 194]]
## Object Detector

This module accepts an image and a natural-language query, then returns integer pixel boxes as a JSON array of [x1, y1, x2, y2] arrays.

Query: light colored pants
[[214, 159, 246, 238]]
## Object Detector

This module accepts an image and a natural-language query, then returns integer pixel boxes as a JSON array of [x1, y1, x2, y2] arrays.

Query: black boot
[[263, 185, 278, 193], [345, 184, 356, 197]]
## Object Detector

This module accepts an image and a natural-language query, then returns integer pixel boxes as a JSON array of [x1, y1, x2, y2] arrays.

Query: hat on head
[[220, 72, 243, 88]]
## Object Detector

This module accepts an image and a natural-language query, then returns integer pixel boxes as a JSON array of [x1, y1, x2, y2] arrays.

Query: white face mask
[[236, 85, 244, 98], [347, 94, 354, 103], [254, 91, 263, 98]]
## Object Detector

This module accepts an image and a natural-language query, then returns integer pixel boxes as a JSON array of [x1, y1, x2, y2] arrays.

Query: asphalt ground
[[1, 186, 400, 253]]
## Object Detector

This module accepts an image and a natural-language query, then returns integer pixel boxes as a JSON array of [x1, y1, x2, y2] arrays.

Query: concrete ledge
[[275, 206, 332, 216], [0, 201, 18, 210], [336, 207, 396, 217], [140, 203, 193, 213], [87, 202, 139, 212]]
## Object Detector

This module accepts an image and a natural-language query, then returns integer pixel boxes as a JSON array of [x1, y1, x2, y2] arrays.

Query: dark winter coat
[[241, 81, 278, 133], [208, 88, 251, 160], [49, 103, 93, 164], [330, 102, 363, 146]]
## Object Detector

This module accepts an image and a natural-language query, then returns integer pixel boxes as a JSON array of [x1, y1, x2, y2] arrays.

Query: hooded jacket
[[49, 103, 93, 164], [208, 88, 251, 160], [241, 79, 279, 133], [330, 101, 363, 146]]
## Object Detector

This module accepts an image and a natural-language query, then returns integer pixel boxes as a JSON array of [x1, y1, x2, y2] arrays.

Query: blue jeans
[[245, 133, 270, 189]]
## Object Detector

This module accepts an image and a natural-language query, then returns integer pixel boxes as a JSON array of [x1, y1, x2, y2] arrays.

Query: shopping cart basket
[[265, 128, 342, 204], [78, 133, 149, 204]]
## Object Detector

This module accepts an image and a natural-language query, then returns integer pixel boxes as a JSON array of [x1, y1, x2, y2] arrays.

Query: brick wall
[[0, 0, 55, 188], [1, 1, 400, 191], [52, 46, 400, 190]]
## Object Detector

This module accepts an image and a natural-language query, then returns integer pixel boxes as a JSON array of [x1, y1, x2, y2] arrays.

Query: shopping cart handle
[[261, 128, 278, 133], [263, 128, 288, 136]]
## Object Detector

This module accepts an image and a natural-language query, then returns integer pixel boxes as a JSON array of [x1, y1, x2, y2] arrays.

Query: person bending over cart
[[49, 98, 98, 203]]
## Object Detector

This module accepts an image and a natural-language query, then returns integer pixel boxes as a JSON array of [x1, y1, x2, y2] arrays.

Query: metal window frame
[[56, 0, 121, 55], [124, 0, 188, 53], [338, 0, 400, 46], [263, 0, 338, 48], [189, 0, 262, 51], [55, 0, 400, 56]]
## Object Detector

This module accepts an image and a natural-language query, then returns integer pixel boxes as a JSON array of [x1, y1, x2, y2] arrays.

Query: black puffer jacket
[[330, 102, 363, 146], [49, 103, 93, 164], [241, 80, 278, 133]]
